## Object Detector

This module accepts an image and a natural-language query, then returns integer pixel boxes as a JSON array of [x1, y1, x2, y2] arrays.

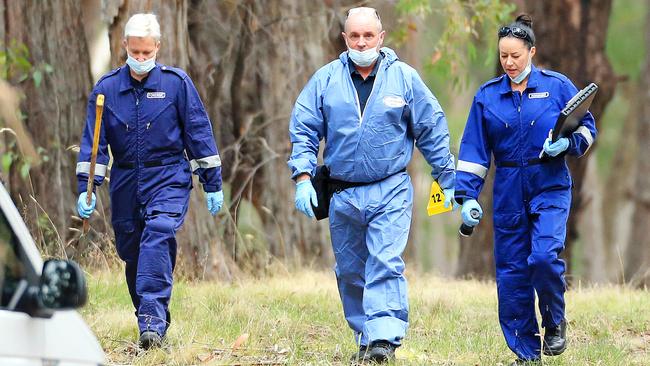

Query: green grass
[[82, 270, 650, 365]]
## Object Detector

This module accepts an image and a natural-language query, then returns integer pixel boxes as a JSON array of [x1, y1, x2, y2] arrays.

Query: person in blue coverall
[[455, 14, 597, 365], [75, 14, 223, 349], [288, 7, 455, 363]]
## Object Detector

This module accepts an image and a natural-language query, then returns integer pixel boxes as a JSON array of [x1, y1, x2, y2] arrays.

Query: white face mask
[[126, 54, 156, 75], [348, 47, 379, 67], [510, 55, 532, 84]]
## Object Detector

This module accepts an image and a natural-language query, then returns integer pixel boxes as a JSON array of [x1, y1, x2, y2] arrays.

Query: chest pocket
[[485, 105, 514, 130], [483, 103, 523, 160], [143, 100, 183, 154], [103, 104, 132, 155], [146, 100, 175, 127], [525, 98, 555, 128], [370, 94, 409, 134], [524, 97, 560, 146]]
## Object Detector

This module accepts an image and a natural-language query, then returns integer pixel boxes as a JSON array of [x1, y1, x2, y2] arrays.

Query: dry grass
[[81, 270, 650, 365]]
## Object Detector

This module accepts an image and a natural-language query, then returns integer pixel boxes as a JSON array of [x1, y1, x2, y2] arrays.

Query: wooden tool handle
[[82, 94, 105, 234]]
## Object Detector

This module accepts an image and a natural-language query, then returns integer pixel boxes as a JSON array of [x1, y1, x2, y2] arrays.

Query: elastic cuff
[[454, 191, 477, 205], [435, 172, 455, 191], [77, 180, 96, 194], [202, 184, 219, 192]]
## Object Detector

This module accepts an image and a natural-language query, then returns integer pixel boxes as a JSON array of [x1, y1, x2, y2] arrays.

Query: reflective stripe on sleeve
[[76, 162, 108, 177], [189, 155, 222, 172], [457, 160, 488, 179], [576, 125, 594, 150]]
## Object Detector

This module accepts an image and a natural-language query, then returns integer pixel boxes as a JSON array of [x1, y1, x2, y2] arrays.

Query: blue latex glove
[[443, 187, 456, 209], [543, 136, 570, 157], [77, 192, 96, 219], [295, 179, 317, 218], [206, 191, 224, 216], [461, 199, 483, 227]]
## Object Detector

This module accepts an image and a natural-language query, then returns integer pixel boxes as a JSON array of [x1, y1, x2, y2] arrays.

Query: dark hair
[[498, 13, 536, 49]]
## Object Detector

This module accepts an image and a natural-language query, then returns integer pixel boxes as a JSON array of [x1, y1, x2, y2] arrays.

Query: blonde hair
[[124, 13, 161, 40]]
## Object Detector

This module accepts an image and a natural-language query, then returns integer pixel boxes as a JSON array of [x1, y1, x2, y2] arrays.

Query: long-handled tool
[[82, 94, 105, 234]]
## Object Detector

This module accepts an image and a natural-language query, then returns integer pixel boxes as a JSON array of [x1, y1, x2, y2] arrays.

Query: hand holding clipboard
[[539, 83, 598, 159]]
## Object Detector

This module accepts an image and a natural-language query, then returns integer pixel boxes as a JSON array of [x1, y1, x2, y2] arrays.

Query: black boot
[[543, 318, 567, 356], [366, 341, 396, 363], [139, 331, 163, 350], [349, 345, 369, 364]]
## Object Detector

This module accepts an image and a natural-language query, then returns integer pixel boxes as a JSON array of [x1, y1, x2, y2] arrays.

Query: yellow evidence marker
[[427, 181, 453, 216]]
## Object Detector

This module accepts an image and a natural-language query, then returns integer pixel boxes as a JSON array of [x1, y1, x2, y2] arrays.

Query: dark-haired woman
[[454, 14, 596, 365]]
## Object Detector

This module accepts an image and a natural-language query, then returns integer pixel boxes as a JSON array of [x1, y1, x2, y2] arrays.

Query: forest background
[[0, 0, 649, 287]]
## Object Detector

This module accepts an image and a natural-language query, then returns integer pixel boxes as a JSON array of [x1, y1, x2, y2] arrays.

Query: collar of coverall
[[339, 47, 397, 70], [119, 63, 162, 92], [348, 52, 383, 77], [499, 63, 540, 94]]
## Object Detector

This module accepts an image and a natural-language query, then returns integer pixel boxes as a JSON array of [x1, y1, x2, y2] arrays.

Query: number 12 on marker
[[427, 181, 453, 216]]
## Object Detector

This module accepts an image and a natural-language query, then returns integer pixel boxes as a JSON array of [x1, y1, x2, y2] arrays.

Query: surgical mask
[[510, 55, 532, 84], [348, 47, 379, 67], [126, 54, 156, 75]]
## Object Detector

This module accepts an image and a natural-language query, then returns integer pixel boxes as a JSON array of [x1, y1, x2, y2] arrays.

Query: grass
[[81, 269, 650, 365]]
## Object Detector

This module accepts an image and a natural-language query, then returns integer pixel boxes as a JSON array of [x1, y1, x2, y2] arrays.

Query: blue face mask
[[348, 47, 379, 67], [126, 54, 156, 75], [510, 56, 532, 84]]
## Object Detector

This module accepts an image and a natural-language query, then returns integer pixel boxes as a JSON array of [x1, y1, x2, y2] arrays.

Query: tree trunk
[[99, 0, 357, 279], [521, 0, 617, 281], [3, 0, 93, 256], [103, 0, 238, 280], [603, 85, 638, 283], [624, 0, 650, 287]]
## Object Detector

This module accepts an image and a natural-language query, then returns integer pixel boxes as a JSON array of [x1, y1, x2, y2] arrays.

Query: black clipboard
[[551, 82, 598, 142]]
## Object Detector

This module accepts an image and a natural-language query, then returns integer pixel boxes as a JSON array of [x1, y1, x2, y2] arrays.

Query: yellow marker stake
[[427, 181, 452, 216]]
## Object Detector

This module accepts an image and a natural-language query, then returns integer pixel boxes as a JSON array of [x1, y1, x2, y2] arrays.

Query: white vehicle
[[0, 181, 106, 366]]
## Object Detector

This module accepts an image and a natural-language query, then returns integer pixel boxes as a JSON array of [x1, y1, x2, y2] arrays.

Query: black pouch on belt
[[310, 165, 385, 220], [310, 165, 331, 220]]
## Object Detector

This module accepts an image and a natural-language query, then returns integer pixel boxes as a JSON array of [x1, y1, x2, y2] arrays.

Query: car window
[[0, 208, 26, 308]]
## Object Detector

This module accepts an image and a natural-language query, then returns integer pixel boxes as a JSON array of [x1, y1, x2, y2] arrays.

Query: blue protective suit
[[76, 64, 222, 336], [455, 65, 596, 360], [288, 48, 455, 346]]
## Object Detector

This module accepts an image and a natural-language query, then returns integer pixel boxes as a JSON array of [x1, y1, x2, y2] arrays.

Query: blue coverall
[[288, 48, 455, 346], [76, 64, 222, 336], [455, 65, 596, 360]]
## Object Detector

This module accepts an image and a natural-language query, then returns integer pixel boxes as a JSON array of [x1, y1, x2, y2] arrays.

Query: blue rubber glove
[[461, 199, 483, 227], [77, 192, 96, 219], [295, 179, 317, 218], [543, 136, 570, 157], [443, 187, 456, 209], [206, 191, 224, 216]]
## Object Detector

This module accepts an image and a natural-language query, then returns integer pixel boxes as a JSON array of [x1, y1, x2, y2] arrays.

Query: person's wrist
[[296, 173, 311, 183]]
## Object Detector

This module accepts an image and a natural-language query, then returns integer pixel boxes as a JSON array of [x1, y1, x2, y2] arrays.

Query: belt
[[496, 158, 549, 168], [328, 168, 407, 193], [116, 157, 184, 169]]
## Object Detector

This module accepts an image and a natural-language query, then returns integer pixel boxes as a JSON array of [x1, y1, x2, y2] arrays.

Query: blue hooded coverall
[[76, 64, 222, 336], [288, 48, 455, 346], [455, 65, 596, 360]]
